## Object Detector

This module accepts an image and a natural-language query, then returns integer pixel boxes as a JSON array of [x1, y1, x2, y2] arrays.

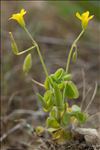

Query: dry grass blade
[[88, 112, 100, 121], [0, 121, 25, 142], [84, 82, 98, 113], [2, 109, 45, 122], [80, 86, 92, 110]]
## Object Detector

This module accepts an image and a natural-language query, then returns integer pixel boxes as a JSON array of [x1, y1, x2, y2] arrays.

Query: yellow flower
[[9, 9, 26, 28], [76, 11, 94, 29]]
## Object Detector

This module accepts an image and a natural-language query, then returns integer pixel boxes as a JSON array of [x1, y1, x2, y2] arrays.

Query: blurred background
[[1, 1, 100, 149]]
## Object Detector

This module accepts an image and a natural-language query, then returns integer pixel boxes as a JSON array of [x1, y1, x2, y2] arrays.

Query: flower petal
[[76, 12, 82, 20], [82, 11, 89, 18], [20, 9, 26, 16], [88, 15, 94, 20]]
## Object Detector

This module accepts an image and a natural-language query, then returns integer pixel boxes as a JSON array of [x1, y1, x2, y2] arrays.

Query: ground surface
[[3, 136, 100, 150]]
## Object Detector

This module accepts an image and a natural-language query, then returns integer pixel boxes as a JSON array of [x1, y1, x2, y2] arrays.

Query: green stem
[[24, 27, 49, 77], [66, 29, 84, 73], [17, 45, 36, 55], [63, 83, 66, 103], [36, 44, 49, 77], [57, 109, 61, 123], [31, 78, 44, 88]]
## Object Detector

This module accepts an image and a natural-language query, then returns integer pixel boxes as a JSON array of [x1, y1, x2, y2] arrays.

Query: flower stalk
[[66, 29, 84, 73], [24, 27, 49, 77]]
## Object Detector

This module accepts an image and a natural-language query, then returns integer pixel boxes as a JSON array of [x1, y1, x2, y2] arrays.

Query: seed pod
[[72, 51, 77, 63], [9, 32, 19, 55], [23, 53, 32, 74]]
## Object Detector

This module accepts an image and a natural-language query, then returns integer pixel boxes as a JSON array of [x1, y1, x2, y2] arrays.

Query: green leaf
[[73, 112, 87, 124], [44, 99, 53, 112], [61, 113, 70, 126], [37, 93, 45, 106], [70, 105, 87, 124], [44, 77, 50, 89], [50, 74, 57, 81], [44, 75, 56, 89], [44, 90, 53, 102], [51, 129, 72, 141], [54, 68, 64, 80], [50, 106, 58, 119], [37, 93, 53, 112], [23, 53, 32, 74], [58, 82, 64, 90], [46, 117, 60, 128], [65, 81, 79, 99], [9, 32, 19, 55], [50, 74, 61, 84], [63, 74, 72, 81], [44, 90, 53, 110], [48, 76, 55, 87]]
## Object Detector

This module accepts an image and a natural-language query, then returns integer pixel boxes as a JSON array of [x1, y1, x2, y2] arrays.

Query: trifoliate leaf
[[44, 90, 53, 111], [48, 76, 55, 87], [58, 82, 64, 90], [44, 90, 53, 102], [61, 113, 70, 126], [74, 112, 87, 124], [37, 93, 45, 106], [37, 93, 53, 112], [65, 81, 79, 99], [46, 117, 60, 128], [63, 74, 72, 81], [45, 99, 53, 111], [70, 106, 88, 124], [50, 106, 58, 119], [23, 53, 32, 74], [54, 68, 64, 80]]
